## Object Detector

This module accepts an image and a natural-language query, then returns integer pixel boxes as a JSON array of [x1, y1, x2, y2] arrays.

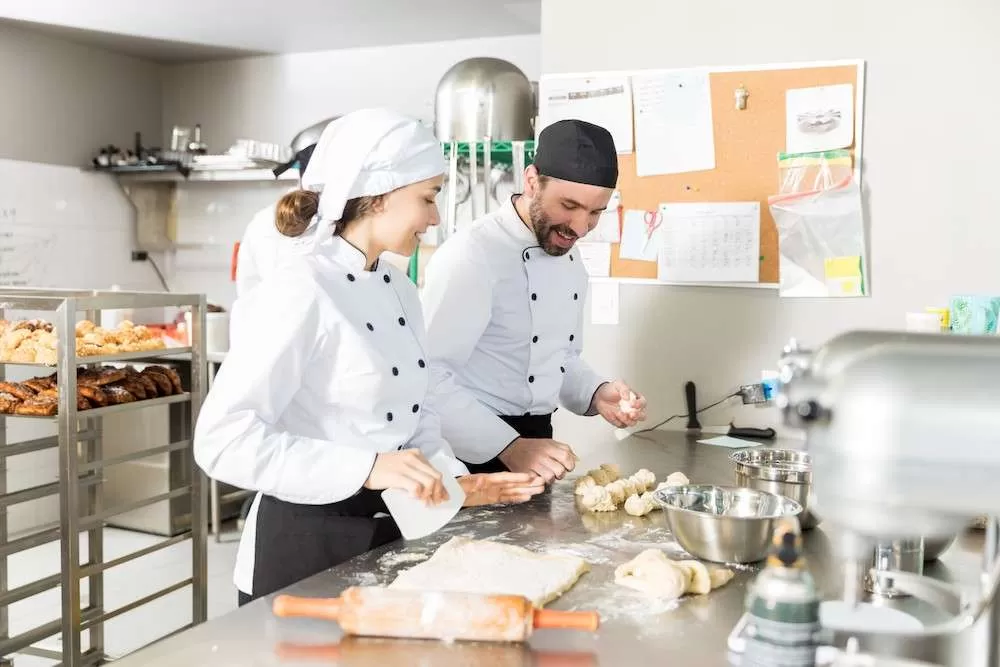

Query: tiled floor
[[7, 524, 241, 666]]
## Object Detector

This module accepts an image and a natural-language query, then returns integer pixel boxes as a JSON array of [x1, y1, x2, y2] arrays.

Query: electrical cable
[[629, 390, 741, 437]]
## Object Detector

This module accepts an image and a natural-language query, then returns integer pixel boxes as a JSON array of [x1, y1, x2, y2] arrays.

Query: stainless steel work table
[[112, 431, 991, 667]]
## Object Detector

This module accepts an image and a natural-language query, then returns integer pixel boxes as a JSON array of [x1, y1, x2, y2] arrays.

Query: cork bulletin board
[[543, 60, 866, 286]]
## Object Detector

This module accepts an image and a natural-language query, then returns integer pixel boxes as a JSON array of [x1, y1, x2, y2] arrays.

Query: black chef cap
[[272, 143, 317, 178], [533, 119, 618, 188]]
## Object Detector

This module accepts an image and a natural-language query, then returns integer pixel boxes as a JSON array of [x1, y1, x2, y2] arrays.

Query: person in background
[[232, 143, 317, 525], [421, 119, 648, 482], [234, 142, 318, 297], [194, 108, 545, 606]]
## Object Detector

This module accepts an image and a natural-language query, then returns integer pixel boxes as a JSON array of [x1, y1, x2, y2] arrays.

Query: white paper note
[[619, 209, 662, 262], [590, 281, 620, 325], [586, 191, 621, 243], [657, 202, 760, 283], [576, 242, 612, 277], [632, 70, 715, 176], [785, 84, 855, 154], [538, 75, 634, 153], [697, 435, 760, 449]]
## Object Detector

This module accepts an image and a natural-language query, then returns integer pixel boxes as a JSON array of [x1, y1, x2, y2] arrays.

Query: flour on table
[[377, 551, 430, 570], [388, 536, 589, 607]]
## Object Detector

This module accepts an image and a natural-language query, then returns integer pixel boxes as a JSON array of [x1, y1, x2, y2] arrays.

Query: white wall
[[0, 21, 162, 167], [160, 34, 541, 308], [160, 34, 541, 150], [0, 22, 168, 534], [542, 0, 1000, 456]]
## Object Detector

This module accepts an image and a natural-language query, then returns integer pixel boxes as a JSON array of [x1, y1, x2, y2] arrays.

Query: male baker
[[422, 119, 647, 482]]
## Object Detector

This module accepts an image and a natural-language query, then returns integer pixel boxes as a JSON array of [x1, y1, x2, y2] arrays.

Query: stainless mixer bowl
[[653, 485, 803, 563], [922, 534, 956, 561], [731, 448, 819, 530]]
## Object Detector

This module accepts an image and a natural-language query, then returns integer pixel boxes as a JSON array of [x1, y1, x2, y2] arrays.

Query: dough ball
[[600, 463, 621, 479], [618, 392, 638, 416], [654, 472, 691, 494], [606, 480, 628, 505], [614, 549, 687, 600], [619, 478, 639, 497], [623, 493, 647, 517], [590, 468, 612, 486], [665, 471, 690, 487], [676, 560, 712, 595], [630, 468, 656, 492], [579, 485, 616, 512], [574, 475, 597, 495], [709, 567, 735, 590], [639, 491, 660, 512]]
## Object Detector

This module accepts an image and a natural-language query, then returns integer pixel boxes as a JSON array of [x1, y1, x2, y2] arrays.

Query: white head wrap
[[301, 108, 446, 224]]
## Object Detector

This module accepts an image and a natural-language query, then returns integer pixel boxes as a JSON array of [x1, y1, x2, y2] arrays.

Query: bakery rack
[[0, 288, 208, 667]]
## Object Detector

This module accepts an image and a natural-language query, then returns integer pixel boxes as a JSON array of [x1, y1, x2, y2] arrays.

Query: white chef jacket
[[235, 204, 326, 297], [421, 197, 608, 464], [195, 235, 468, 594]]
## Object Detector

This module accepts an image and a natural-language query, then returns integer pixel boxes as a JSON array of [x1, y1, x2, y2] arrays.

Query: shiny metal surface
[[106, 432, 994, 666], [731, 448, 818, 530], [290, 116, 338, 153], [434, 57, 535, 142], [924, 536, 957, 562], [654, 484, 802, 563], [777, 330, 1000, 665], [866, 539, 925, 598], [0, 288, 208, 666]]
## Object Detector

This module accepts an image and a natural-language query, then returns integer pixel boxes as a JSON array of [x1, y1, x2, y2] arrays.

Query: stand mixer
[[775, 331, 1000, 666]]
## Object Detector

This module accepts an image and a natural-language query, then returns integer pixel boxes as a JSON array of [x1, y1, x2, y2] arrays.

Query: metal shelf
[[0, 347, 194, 368], [0, 393, 191, 420], [0, 287, 208, 667], [89, 166, 298, 184]]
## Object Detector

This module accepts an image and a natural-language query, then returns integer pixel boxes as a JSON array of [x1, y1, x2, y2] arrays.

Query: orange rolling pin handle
[[230, 242, 240, 282], [272, 594, 344, 622], [532, 608, 600, 633]]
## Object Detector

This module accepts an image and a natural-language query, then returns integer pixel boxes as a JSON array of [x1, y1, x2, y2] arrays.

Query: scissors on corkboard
[[642, 210, 663, 251]]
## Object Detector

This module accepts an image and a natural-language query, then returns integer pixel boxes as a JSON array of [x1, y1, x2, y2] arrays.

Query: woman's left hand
[[458, 472, 546, 507]]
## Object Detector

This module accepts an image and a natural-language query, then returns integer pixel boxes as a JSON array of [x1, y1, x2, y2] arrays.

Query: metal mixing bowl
[[731, 448, 819, 530], [922, 535, 956, 561], [653, 485, 803, 563]]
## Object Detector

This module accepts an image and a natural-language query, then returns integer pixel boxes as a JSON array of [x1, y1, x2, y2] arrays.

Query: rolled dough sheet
[[388, 537, 589, 607]]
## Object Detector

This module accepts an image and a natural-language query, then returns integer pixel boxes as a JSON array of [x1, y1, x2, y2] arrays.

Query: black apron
[[238, 488, 401, 606], [461, 413, 553, 474]]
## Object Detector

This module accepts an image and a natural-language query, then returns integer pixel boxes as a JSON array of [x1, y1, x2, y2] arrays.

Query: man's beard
[[529, 196, 577, 256]]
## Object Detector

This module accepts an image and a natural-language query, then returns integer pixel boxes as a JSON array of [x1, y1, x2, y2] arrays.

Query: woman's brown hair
[[274, 189, 384, 237]]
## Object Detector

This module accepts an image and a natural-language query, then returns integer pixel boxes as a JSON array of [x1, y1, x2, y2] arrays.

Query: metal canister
[[743, 517, 821, 667]]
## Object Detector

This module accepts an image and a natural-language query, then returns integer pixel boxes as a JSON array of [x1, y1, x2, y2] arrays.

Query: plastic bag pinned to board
[[777, 149, 854, 196], [768, 176, 867, 298]]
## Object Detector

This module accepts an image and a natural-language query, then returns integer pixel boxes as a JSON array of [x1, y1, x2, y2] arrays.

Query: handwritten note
[[632, 70, 715, 176], [590, 281, 620, 325], [539, 76, 634, 153], [587, 191, 621, 243], [657, 202, 760, 283], [619, 209, 662, 262], [576, 242, 612, 278]]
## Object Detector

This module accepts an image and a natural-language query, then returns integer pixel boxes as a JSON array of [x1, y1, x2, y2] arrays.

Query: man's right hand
[[497, 438, 577, 483]]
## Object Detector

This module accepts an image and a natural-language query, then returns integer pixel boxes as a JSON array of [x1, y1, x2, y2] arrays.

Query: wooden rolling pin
[[273, 586, 599, 643], [275, 640, 599, 667]]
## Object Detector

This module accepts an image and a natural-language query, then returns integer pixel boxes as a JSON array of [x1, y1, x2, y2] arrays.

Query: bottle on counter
[[743, 517, 821, 667]]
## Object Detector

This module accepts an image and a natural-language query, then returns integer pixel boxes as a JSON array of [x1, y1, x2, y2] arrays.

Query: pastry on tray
[[0, 317, 167, 364], [15, 398, 58, 416], [141, 368, 174, 395]]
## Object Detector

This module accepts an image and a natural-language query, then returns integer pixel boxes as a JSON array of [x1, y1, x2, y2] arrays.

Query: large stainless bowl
[[653, 485, 803, 563], [731, 448, 819, 530]]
